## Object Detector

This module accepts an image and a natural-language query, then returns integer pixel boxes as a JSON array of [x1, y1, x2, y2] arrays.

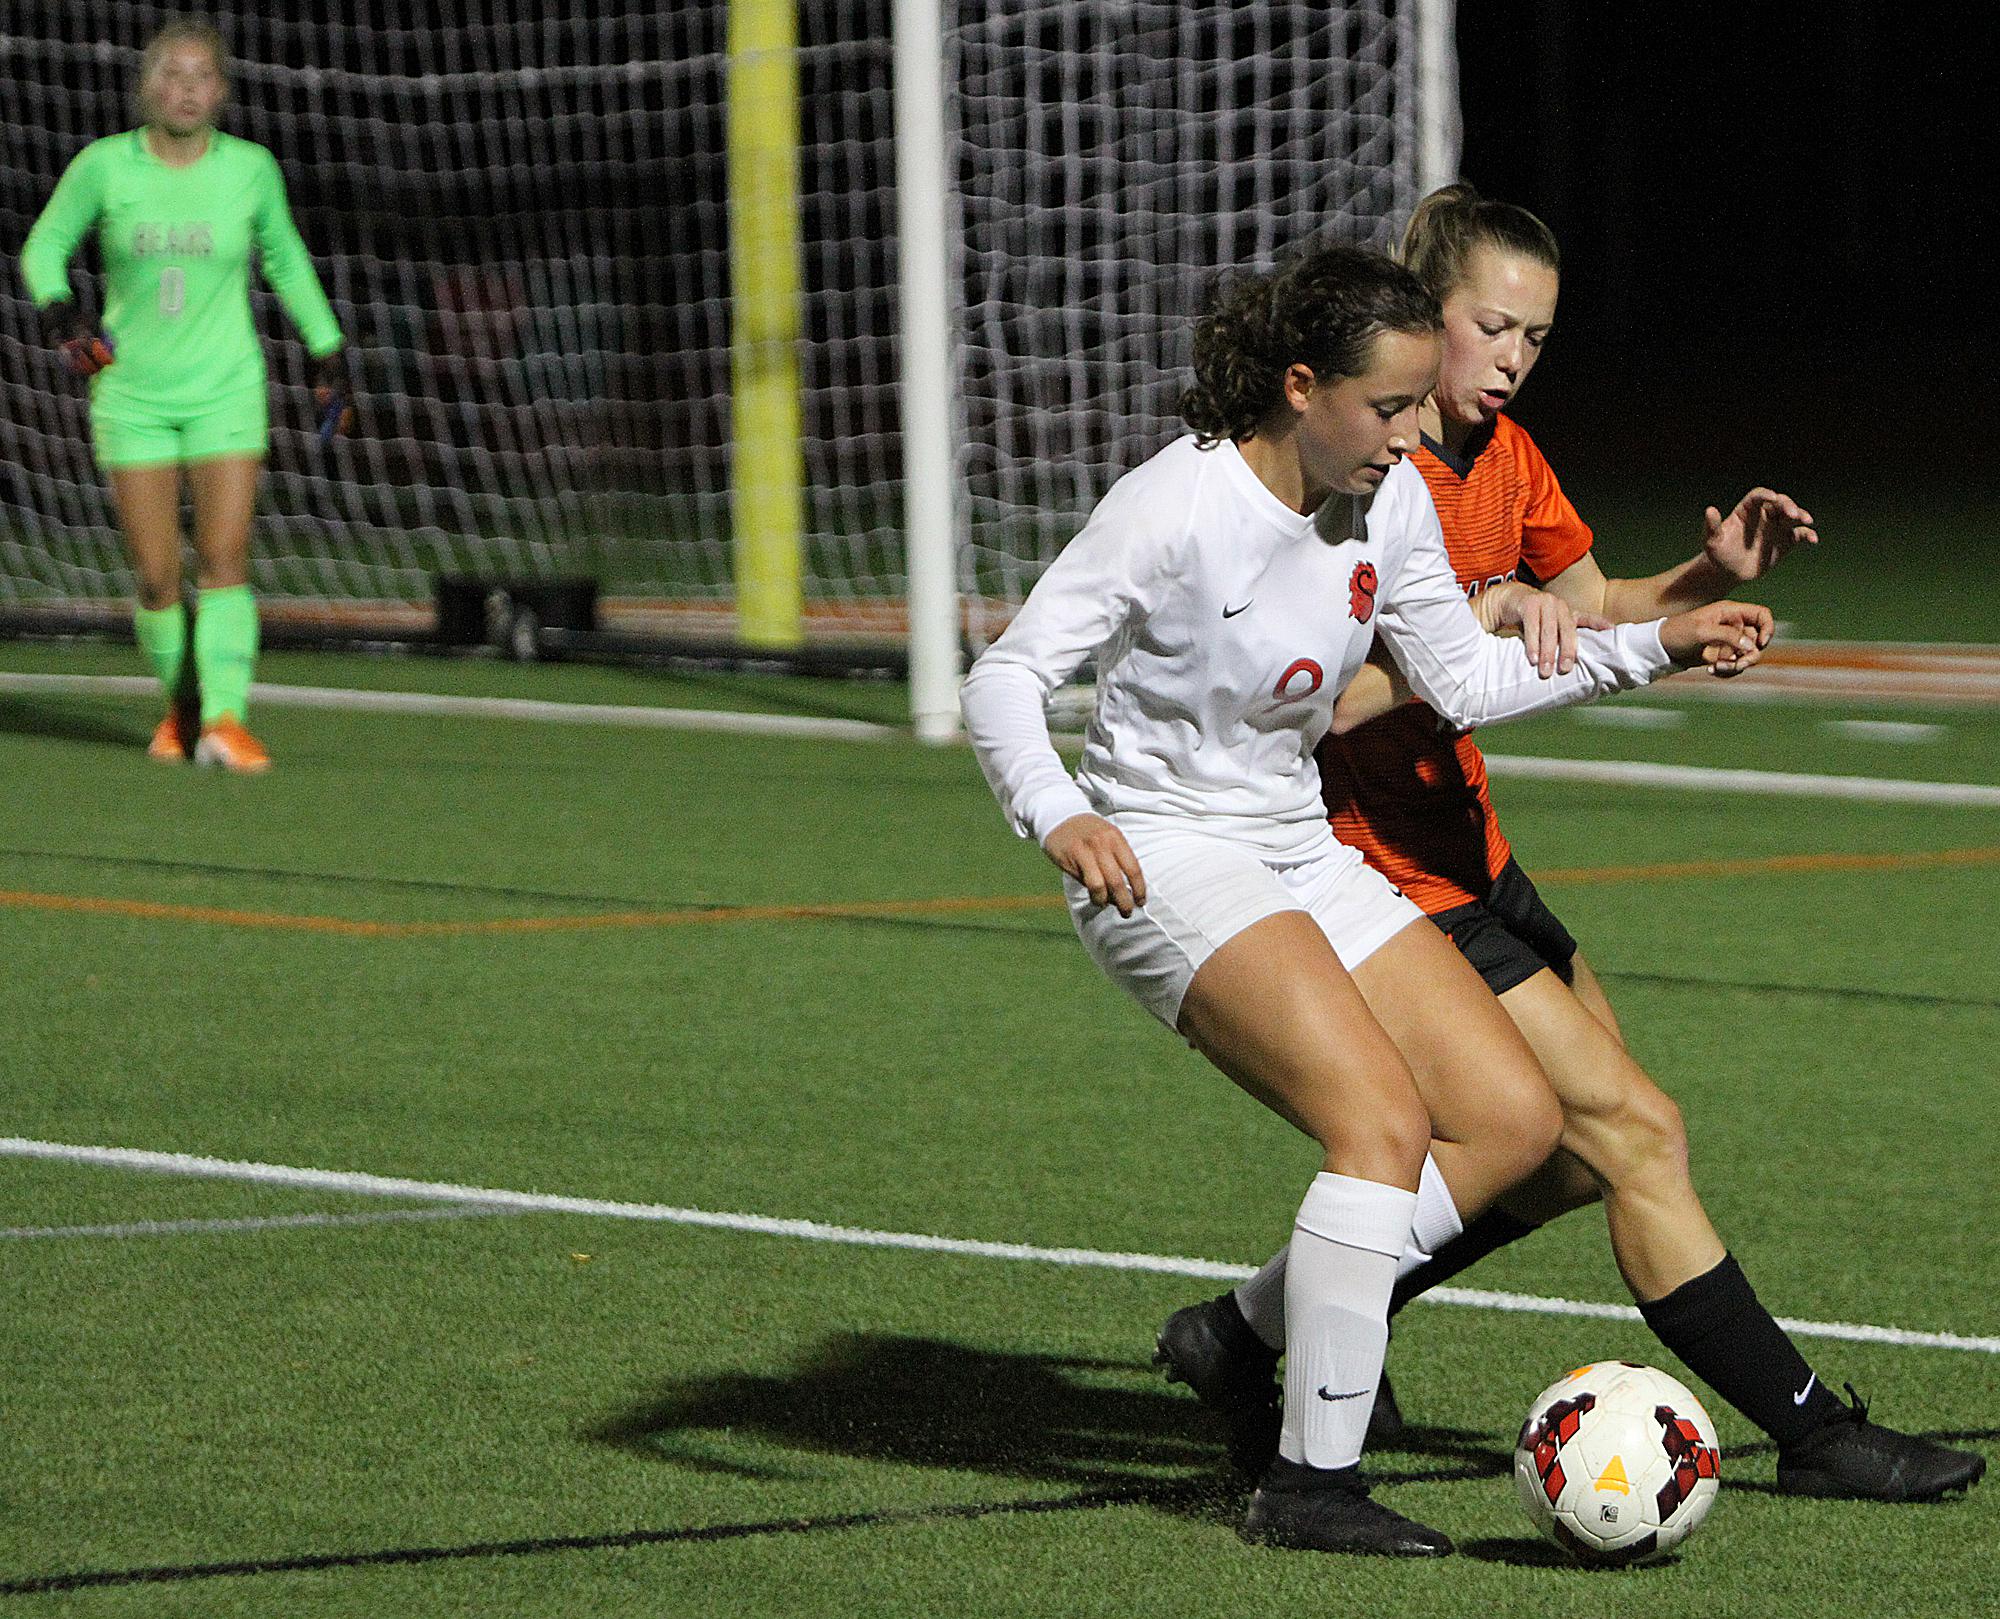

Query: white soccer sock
[[1233, 1246, 1289, 1351], [1239, 1152, 1462, 1341], [1396, 1151, 1467, 1281], [1278, 1170, 1418, 1470]]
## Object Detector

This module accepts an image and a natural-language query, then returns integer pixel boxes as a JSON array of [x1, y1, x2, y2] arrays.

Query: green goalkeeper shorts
[[91, 382, 269, 469]]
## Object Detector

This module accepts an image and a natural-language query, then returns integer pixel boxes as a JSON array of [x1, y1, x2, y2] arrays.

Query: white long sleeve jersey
[[960, 435, 1674, 846]]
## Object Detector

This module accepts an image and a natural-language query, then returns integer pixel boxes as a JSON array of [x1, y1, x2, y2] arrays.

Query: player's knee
[[1601, 1078, 1690, 1191], [134, 574, 179, 612], [1500, 1082, 1566, 1184], [1321, 1088, 1430, 1183], [1470, 1057, 1565, 1184]]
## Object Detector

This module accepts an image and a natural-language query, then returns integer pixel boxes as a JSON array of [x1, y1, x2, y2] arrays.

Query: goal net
[[1, 2, 1454, 658]]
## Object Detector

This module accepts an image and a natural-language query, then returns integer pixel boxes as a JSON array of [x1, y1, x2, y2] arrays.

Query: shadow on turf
[[0, 1352, 1511, 1600], [1457, 1537, 1683, 1571], [0, 696, 149, 751], [587, 1331, 1513, 1515]]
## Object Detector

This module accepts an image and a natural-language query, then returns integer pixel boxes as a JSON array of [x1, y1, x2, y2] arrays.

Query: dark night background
[[1453, 4, 1998, 518], [6, 2, 1995, 598]]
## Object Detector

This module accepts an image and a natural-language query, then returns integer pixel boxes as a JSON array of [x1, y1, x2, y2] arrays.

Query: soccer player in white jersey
[[1159, 185, 1987, 1508], [960, 244, 1771, 1557]]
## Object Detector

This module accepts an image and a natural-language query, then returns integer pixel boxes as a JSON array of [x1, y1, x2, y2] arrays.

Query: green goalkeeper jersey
[[20, 129, 342, 414]]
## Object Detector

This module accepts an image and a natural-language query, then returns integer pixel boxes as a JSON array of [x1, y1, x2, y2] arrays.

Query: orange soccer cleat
[[193, 716, 272, 774], [147, 710, 191, 762]]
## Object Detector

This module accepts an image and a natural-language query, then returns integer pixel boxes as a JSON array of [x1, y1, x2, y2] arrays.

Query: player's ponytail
[[1180, 244, 1440, 447], [1400, 183, 1560, 301]]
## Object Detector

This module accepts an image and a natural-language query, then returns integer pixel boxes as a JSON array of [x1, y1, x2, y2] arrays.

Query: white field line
[[9, 672, 1998, 802], [1821, 720, 1946, 744], [0, 1204, 521, 1241], [1669, 672, 2000, 707], [0, 672, 894, 742], [1573, 707, 1688, 730], [6, 1136, 1995, 1356], [1044, 734, 2000, 807], [1480, 754, 2000, 808]]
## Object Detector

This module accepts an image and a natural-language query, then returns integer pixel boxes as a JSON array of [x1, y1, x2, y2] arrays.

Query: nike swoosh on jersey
[[1316, 1385, 1369, 1402], [1221, 600, 1252, 618]]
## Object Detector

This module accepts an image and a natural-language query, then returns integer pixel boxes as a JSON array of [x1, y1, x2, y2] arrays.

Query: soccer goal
[[0, 3, 1457, 737]]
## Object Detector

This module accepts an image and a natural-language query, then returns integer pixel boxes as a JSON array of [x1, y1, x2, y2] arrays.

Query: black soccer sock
[[1637, 1253, 1846, 1448], [1388, 1210, 1538, 1317]]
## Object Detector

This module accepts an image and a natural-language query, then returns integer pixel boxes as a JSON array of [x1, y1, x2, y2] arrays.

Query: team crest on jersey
[[1349, 561, 1378, 622]]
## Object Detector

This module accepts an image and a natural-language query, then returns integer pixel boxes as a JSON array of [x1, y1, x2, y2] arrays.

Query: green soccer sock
[[132, 601, 188, 704], [193, 585, 260, 726]]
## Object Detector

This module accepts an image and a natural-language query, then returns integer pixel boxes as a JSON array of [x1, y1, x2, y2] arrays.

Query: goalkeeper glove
[[37, 300, 114, 377], [311, 347, 355, 444]]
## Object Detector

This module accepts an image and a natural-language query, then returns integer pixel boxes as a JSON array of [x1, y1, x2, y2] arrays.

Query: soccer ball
[[1514, 1361, 1721, 1566]]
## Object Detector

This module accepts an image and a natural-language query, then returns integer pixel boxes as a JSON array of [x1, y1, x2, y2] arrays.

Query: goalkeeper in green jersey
[[19, 21, 353, 773]]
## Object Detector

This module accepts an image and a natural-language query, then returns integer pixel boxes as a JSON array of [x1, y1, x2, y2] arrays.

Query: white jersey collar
[[1215, 437, 1318, 537]]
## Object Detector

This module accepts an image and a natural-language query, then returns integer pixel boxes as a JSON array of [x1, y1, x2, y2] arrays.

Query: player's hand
[[1658, 600, 1774, 673], [1044, 813, 1147, 917], [37, 300, 113, 377], [311, 348, 355, 443], [1702, 488, 1817, 582], [1481, 581, 1614, 678]]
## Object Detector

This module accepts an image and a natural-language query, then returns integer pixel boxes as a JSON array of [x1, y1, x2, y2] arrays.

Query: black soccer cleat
[[1243, 1457, 1453, 1557], [1154, 1291, 1282, 1480], [1775, 1385, 1988, 1502]]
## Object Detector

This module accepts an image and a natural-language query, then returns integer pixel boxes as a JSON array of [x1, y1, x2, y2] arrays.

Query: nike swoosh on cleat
[[1793, 1373, 1818, 1406], [1317, 1385, 1369, 1401], [1222, 601, 1252, 618]]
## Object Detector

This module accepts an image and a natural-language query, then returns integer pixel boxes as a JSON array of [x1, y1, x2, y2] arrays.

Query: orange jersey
[[1319, 415, 1595, 912]]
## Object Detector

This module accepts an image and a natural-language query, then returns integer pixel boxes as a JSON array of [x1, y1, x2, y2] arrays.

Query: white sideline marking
[[6, 1137, 1996, 1356], [8, 672, 1995, 803], [0, 672, 894, 743], [1573, 707, 1687, 730], [1481, 754, 2000, 808], [1822, 720, 1946, 744], [0, 1204, 520, 1241]]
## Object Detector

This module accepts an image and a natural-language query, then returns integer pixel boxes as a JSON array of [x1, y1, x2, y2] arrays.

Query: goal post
[[893, 0, 962, 744], [728, 0, 808, 651], [901, 0, 1460, 740], [0, 4, 1457, 728]]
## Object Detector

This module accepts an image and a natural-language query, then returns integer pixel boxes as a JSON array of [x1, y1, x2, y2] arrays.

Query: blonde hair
[[1399, 183, 1560, 302], [138, 20, 230, 100]]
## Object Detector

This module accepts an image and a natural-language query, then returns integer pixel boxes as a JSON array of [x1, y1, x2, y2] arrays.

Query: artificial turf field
[[1, 642, 1995, 1618]]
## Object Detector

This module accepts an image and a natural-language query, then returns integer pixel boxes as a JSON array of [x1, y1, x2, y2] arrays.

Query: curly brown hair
[[1179, 244, 1440, 448]]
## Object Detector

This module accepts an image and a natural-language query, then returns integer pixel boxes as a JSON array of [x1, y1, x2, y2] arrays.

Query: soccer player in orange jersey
[[1155, 186, 1986, 1505]]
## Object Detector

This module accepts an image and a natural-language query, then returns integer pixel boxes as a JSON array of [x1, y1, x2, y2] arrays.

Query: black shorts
[[1428, 858, 1579, 996]]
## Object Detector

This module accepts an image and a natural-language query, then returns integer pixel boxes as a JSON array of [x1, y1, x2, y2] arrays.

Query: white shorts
[[1064, 814, 1424, 1029]]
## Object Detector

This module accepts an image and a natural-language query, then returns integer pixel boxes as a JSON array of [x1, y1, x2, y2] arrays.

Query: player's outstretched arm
[[1549, 489, 1817, 625], [1331, 582, 1609, 735], [1373, 490, 1775, 728]]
